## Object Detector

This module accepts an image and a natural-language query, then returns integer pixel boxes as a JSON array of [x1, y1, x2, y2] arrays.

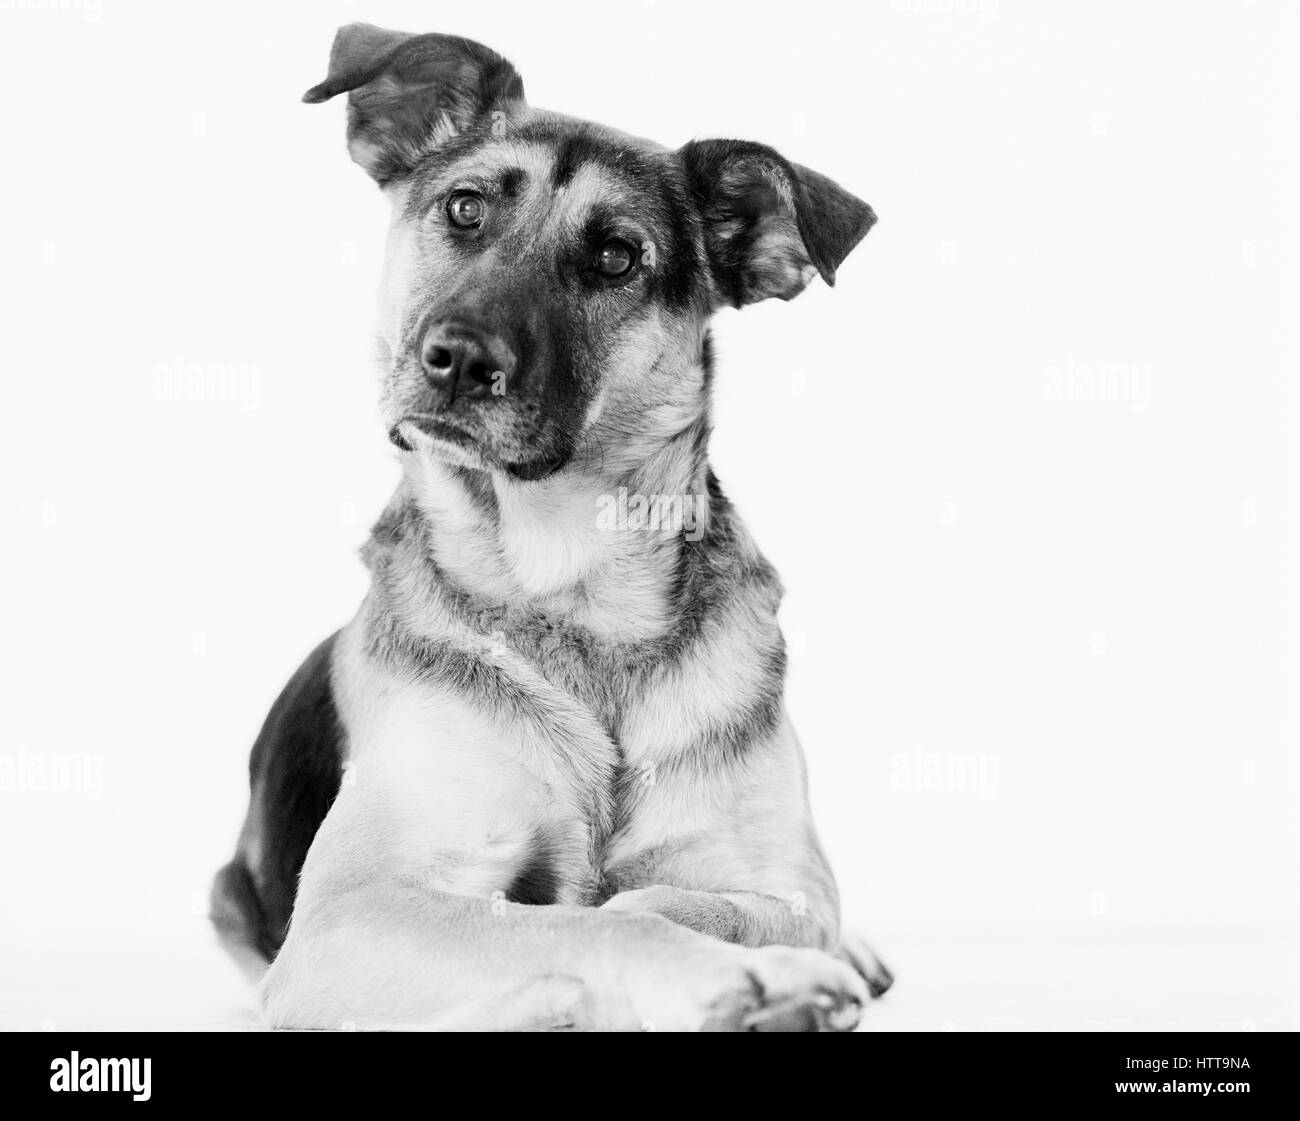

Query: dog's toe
[[837, 932, 895, 999]]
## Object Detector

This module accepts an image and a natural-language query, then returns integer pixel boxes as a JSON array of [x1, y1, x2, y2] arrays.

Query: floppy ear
[[303, 23, 526, 185], [679, 139, 875, 307]]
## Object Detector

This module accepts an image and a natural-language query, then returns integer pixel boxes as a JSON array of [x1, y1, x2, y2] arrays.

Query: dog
[[211, 22, 890, 1031]]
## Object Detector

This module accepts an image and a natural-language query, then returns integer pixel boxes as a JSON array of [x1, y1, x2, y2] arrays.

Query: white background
[[1, 0, 1296, 1030]]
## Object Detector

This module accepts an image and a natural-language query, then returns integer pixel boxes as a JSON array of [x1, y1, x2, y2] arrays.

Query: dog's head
[[306, 24, 875, 481]]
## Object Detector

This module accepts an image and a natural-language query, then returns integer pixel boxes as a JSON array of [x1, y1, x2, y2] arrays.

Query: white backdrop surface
[[0, 0, 1295, 1030]]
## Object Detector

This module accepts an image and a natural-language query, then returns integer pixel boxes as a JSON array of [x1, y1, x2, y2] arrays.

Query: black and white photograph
[[0, 0, 1296, 1091]]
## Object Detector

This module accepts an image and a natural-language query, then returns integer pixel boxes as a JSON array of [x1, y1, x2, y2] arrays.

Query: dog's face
[[306, 25, 875, 481]]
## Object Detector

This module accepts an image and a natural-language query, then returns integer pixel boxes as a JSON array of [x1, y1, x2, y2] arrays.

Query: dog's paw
[[631, 943, 868, 1032], [718, 945, 870, 1032]]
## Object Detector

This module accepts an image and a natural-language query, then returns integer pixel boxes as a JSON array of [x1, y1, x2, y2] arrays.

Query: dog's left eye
[[447, 192, 485, 228], [594, 240, 636, 277]]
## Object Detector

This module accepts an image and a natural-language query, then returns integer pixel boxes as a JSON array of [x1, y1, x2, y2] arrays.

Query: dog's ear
[[679, 139, 875, 307], [303, 23, 525, 184]]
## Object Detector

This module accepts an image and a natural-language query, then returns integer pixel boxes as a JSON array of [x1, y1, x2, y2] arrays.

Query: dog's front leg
[[602, 887, 895, 999], [259, 781, 869, 1031], [263, 882, 867, 1031], [602, 886, 829, 947]]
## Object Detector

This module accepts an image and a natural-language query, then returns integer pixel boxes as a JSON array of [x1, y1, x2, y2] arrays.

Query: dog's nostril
[[427, 346, 454, 372], [465, 361, 496, 388]]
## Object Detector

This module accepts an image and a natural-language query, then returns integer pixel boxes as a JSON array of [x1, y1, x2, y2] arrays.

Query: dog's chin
[[389, 417, 569, 482]]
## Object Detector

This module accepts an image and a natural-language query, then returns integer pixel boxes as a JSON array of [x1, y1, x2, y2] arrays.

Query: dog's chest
[[341, 585, 778, 905], [493, 617, 629, 727], [470, 617, 771, 885]]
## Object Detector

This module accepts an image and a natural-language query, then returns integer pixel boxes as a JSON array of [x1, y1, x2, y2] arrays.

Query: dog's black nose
[[420, 323, 515, 401]]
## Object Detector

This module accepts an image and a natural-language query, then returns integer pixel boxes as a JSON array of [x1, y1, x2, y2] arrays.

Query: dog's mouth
[[389, 414, 568, 481], [389, 414, 477, 453]]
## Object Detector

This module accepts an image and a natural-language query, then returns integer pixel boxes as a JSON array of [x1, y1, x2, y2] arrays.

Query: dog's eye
[[594, 240, 636, 277], [447, 192, 485, 229]]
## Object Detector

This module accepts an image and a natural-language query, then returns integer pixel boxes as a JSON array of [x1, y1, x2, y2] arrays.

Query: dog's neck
[[393, 408, 715, 644]]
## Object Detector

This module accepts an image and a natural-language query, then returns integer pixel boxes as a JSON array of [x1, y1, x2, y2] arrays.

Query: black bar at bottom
[[4, 1030, 1291, 1107]]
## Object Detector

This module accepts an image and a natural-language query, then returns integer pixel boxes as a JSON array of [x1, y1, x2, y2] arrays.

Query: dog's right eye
[[447, 192, 486, 229]]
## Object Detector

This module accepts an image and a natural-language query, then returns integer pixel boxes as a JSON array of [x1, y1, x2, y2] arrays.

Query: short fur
[[213, 23, 888, 1031]]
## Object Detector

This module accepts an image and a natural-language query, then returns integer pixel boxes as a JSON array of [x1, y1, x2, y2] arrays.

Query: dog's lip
[[391, 414, 505, 474], [392, 414, 479, 448], [391, 414, 566, 481]]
